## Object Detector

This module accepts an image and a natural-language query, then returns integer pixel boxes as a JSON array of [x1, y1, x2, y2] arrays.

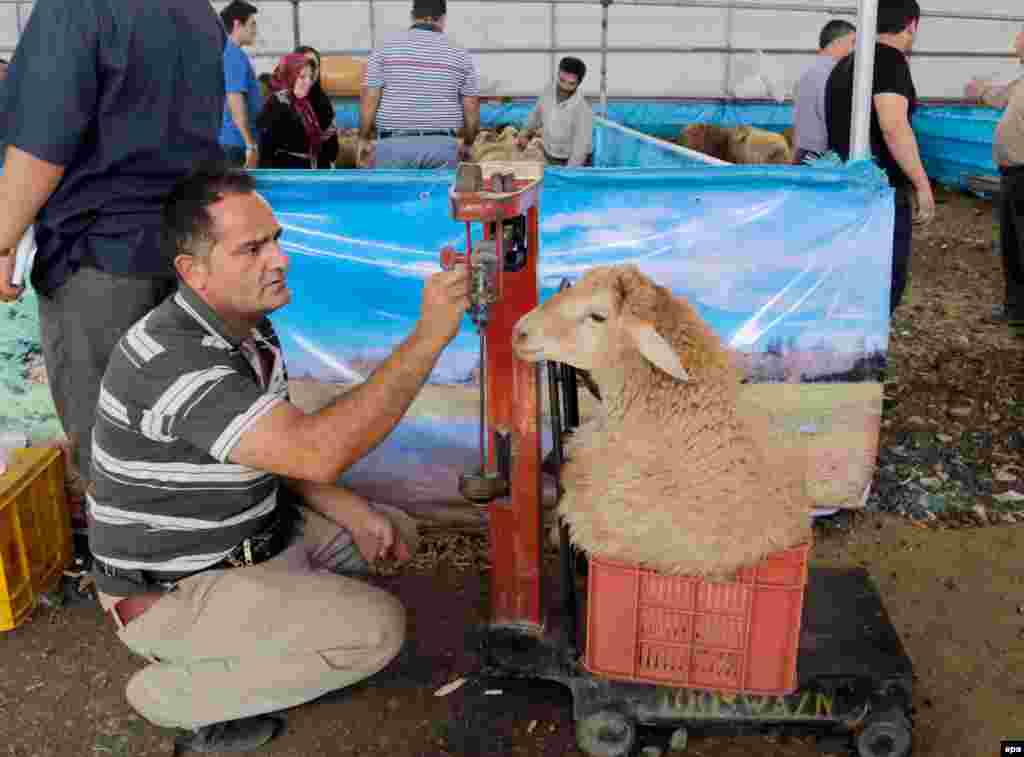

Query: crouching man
[[516, 57, 594, 166], [88, 162, 469, 752]]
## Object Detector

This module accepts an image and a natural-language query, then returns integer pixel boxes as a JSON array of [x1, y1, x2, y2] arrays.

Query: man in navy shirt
[[220, 1, 263, 168], [0, 0, 226, 526]]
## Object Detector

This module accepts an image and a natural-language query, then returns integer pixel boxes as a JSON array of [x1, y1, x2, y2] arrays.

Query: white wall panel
[[299, 2, 373, 51], [1, 0, 1021, 98], [372, 0, 416, 33], [910, 57, 1015, 100], [448, 3, 552, 48], [553, 4, 603, 48], [731, 10, 851, 48], [915, 17, 1013, 55], [607, 7, 728, 47], [477, 53, 551, 94], [0, 3, 23, 49], [920, 0, 1019, 13], [250, 2, 296, 52], [605, 52, 727, 97]]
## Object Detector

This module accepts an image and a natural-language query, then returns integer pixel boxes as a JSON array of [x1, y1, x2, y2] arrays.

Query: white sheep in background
[[512, 264, 811, 577]]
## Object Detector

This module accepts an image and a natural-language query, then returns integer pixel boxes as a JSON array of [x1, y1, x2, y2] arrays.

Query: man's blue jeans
[[373, 136, 459, 169]]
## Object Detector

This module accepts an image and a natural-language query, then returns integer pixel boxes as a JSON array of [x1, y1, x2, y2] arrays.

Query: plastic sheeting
[[0, 140, 894, 520], [593, 119, 721, 169], [331, 97, 794, 139], [259, 162, 892, 517], [912, 105, 999, 192], [335, 97, 1002, 188]]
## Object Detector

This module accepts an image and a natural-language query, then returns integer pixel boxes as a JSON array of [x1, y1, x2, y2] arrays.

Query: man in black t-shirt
[[825, 0, 934, 315]]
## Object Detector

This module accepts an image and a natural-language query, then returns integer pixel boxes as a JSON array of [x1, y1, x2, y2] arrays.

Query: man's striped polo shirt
[[89, 284, 289, 593], [365, 27, 480, 131]]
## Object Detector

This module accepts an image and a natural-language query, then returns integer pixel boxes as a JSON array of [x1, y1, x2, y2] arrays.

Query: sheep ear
[[623, 316, 690, 381]]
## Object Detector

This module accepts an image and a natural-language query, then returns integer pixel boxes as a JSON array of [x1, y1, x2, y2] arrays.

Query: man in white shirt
[[516, 57, 593, 167], [792, 19, 856, 163], [966, 29, 1024, 329]]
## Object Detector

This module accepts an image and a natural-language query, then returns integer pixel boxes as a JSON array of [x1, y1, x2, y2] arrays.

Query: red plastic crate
[[584, 543, 810, 696]]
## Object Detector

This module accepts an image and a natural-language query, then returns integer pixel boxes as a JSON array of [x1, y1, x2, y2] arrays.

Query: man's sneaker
[[174, 715, 284, 754]]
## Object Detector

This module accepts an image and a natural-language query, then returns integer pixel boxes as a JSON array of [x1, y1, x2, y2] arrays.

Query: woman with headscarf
[[294, 45, 341, 168], [256, 53, 337, 168]]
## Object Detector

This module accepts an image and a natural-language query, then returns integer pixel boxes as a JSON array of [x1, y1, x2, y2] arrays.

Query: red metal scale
[[439, 162, 915, 757], [440, 162, 546, 631]]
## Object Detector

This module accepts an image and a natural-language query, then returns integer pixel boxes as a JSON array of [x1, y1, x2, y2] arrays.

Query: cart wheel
[[669, 726, 688, 752], [856, 709, 912, 757], [575, 709, 636, 757]]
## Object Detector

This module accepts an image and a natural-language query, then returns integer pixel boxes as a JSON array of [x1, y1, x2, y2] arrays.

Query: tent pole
[[850, 0, 878, 160], [600, 0, 610, 117]]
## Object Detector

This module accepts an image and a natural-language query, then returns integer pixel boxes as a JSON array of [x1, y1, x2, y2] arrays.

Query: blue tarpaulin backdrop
[[1, 120, 896, 517], [333, 98, 1000, 191]]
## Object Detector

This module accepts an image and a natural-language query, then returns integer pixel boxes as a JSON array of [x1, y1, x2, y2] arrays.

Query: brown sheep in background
[[782, 126, 795, 150], [469, 126, 546, 163], [678, 123, 793, 165], [512, 264, 811, 577], [729, 125, 793, 165], [334, 128, 361, 168], [678, 123, 733, 161]]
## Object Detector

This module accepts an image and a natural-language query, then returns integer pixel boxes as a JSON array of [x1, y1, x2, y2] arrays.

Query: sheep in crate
[[512, 264, 810, 577]]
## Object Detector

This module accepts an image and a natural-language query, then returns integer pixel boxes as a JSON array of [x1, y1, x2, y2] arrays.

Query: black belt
[[1000, 164, 1024, 177], [378, 128, 458, 139], [94, 506, 297, 591]]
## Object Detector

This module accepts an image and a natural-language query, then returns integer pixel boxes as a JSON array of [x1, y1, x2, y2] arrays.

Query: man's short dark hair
[[220, 1, 259, 34], [819, 19, 856, 50], [163, 161, 257, 267], [877, 0, 920, 35], [412, 0, 446, 20], [559, 56, 587, 83]]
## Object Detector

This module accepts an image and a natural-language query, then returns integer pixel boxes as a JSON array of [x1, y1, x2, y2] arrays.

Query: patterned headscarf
[[269, 53, 324, 158]]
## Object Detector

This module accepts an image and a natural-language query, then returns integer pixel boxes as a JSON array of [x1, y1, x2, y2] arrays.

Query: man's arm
[[516, 102, 543, 148], [0, 0, 94, 299], [966, 78, 1013, 109], [461, 95, 480, 147], [357, 86, 382, 167], [358, 86, 382, 140], [0, 146, 65, 300], [875, 92, 934, 223], [230, 266, 469, 483], [286, 478, 409, 563], [567, 104, 593, 167], [227, 93, 258, 167]]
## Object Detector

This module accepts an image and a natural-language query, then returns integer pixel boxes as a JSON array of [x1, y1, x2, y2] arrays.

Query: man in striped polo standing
[[89, 162, 469, 752], [357, 0, 480, 168]]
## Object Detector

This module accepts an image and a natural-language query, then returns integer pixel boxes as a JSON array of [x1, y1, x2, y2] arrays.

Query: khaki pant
[[103, 504, 416, 730]]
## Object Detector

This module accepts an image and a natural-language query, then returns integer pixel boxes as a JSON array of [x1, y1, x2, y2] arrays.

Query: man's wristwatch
[[245, 144, 258, 154]]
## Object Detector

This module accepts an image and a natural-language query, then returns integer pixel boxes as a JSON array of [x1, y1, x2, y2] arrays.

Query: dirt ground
[[2, 187, 1023, 757]]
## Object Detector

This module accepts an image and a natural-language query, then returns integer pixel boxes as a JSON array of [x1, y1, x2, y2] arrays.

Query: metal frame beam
[[3, 0, 1022, 24], [173, 46, 1013, 59]]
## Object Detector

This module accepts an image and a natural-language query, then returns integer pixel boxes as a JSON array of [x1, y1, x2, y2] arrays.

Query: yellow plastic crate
[[0, 447, 71, 631]]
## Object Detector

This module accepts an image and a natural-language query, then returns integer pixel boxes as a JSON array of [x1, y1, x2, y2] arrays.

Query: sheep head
[[512, 265, 690, 388]]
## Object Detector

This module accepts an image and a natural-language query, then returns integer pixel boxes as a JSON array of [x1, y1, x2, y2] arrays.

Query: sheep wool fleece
[[555, 267, 812, 577]]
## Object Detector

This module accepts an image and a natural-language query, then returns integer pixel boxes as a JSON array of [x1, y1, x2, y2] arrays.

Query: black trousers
[[999, 168, 1024, 317], [890, 195, 913, 315]]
